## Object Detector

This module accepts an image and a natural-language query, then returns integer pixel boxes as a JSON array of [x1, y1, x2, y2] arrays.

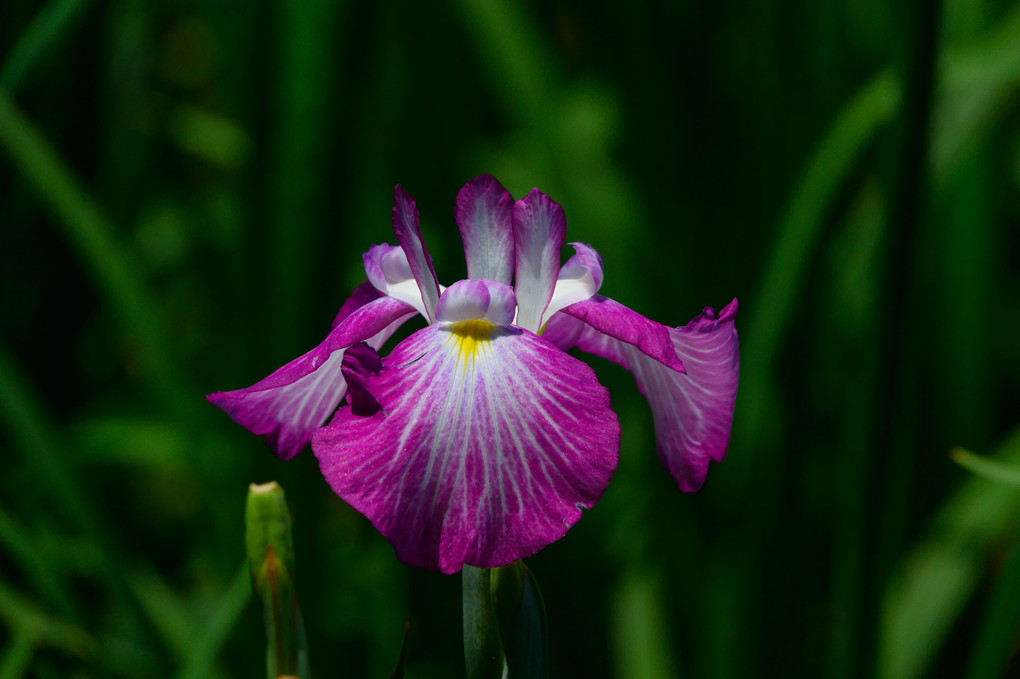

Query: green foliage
[[1, 0, 1019, 676]]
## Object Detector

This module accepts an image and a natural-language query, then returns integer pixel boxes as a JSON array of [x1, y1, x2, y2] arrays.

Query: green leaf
[[0, 0, 90, 92], [963, 527, 1020, 679], [389, 622, 411, 679], [492, 562, 548, 679], [462, 565, 504, 679], [950, 447, 1020, 488], [175, 566, 251, 679], [880, 426, 1020, 679]]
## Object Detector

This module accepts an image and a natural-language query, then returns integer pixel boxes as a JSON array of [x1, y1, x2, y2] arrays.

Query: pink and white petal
[[543, 243, 604, 324], [455, 175, 515, 284], [513, 189, 566, 333], [392, 185, 441, 321], [363, 244, 430, 318], [435, 279, 516, 325], [207, 295, 415, 460], [545, 300, 739, 492], [313, 322, 620, 574], [560, 295, 685, 372]]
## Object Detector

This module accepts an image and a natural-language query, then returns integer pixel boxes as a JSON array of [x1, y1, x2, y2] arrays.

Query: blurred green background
[[2, 0, 1020, 676]]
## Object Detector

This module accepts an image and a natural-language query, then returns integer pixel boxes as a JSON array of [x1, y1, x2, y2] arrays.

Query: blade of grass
[[0, 339, 100, 546], [0, 629, 37, 679], [269, 0, 342, 356], [0, 89, 187, 412], [0, 506, 77, 619], [175, 565, 251, 679], [610, 568, 678, 679], [950, 447, 1020, 488], [964, 523, 1020, 678], [879, 426, 1020, 679], [822, 181, 885, 679], [0, 0, 90, 92], [0, 339, 171, 667], [728, 0, 1020, 495], [0, 578, 96, 659], [728, 68, 901, 481], [867, 0, 943, 674], [128, 569, 201, 665], [932, 3, 1020, 189], [454, 0, 553, 129]]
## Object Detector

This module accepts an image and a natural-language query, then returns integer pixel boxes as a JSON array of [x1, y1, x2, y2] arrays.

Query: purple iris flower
[[209, 175, 739, 574]]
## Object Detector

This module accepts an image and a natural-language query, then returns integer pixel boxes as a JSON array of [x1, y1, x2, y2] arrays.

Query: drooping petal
[[543, 243, 604, 324], [313, 321, 620, 573], [207, 295, 416, 460], [363, 243, 431, 319], [559, 295, 685, 372], [435, 279, 516, 325], [513, 189, 566, 333], [331, 280, 383, 329], [455, 175, 515, 284], [544, 299, 739, 491], [392, 185, 442, 321]]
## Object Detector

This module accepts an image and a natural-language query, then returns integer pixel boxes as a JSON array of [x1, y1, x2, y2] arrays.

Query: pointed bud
[[244, 482, 309, 679]]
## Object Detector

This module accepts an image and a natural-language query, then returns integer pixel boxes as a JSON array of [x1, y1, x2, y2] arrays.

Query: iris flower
[[209, 175, 738, 574]]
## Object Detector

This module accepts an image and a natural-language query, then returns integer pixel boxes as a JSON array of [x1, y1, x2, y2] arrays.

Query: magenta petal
[[331, 280, 384, 329], [513, 189, 566, 333], [560, 295, 685, 372], [313, 323, 620, 573], [545, 299, 739, 492], [392, 185, 442, 321], [207, 295, 415, 459], [455, 175, 515, 284]]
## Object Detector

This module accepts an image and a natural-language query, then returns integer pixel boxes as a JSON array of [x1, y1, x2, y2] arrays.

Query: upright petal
[[543, 243, 604, 324], [435, 279, 517, 325], [392, 185, 441, 321], [363, 243, 431, 319], [455, 175, 515, 284], [207, 295, 416, 459], [313, 322, 620, 573], [544, 300, 739, 491], [513, 189, 566, 333]]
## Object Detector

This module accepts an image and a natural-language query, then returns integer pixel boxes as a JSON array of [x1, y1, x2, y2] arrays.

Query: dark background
[[2, 0, 1020, 677]]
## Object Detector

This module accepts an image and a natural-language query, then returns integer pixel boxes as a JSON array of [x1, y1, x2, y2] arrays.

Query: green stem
[[463, 566, 504, 679]]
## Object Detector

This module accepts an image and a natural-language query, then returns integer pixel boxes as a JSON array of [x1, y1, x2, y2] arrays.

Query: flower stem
[[463, 566, 505, 679]]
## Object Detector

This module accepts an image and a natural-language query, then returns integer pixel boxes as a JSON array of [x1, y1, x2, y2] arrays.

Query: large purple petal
[[207, 295, 415, 460], [313, 322, 620, 573], [392, 185, 441, 322], [513, 189, 566, 333], [455, 175, 515, 284], [559, 295, 685, 372], [544, 299, 739, 491]]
